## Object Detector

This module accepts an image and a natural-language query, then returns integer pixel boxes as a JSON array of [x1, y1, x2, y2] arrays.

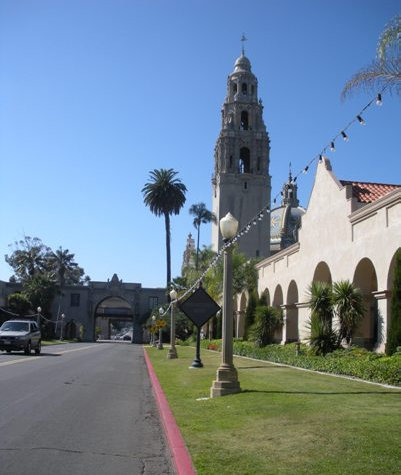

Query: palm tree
[[342, 15, 401, 99], [332, 280, 365, 346], [189, 202, 216, 270], [5, 236, 50, 281], [48, 247, 82, 287], [142, 169, 187, 289]]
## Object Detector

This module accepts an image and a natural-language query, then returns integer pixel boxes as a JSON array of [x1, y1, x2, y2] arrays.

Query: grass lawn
[[146, 345, 401, 475]]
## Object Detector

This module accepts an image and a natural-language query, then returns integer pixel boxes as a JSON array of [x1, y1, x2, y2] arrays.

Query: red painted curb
[[143, 347, 197, 475]]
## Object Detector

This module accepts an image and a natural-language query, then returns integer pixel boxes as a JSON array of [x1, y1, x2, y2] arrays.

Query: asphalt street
[[0, 342, 174, 475]]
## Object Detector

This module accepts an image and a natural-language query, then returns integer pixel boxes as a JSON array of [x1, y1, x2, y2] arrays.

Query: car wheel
[[24, 341, 31, 355], [35, 342, 41, 355]]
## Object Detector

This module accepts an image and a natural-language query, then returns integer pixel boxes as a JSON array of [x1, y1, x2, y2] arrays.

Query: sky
[[0, 0, 400, 288]]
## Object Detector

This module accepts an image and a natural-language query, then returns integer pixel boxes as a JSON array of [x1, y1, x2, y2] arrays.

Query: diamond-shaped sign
[[179, 286, 221, 328]]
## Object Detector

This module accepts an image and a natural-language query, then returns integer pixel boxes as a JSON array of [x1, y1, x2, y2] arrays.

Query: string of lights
[[164, 89, 386, 315], [272, 89, 385, 205]]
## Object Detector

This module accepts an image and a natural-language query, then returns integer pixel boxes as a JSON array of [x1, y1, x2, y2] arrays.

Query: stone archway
[[272, 285, 284, 342], [313, 261, 332, 284], [94, 296, 134, 341], [285, 280, 299, 342], [353, 258, 378, 349]]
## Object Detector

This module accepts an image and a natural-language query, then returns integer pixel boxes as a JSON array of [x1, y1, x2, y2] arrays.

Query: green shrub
[[387, 249, 401, 355], [197, 339, 401, 386], [249, 306, 283, 347]]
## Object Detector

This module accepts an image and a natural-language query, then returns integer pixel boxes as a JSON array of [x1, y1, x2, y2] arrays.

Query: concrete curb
[[143, 347, 197, 475]]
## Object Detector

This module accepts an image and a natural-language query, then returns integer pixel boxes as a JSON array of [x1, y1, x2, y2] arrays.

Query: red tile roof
[[340, 180, 400, 204]]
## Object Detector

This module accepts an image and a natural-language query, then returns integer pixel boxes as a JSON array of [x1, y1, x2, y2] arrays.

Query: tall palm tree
[[142, 169, 187, 289], [48, 247, 82, 287], [342, 15, 401, 99], [189, 202, 216, 270]]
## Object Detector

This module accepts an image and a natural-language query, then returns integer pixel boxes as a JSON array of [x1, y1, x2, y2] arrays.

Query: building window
[[232, 83, 237, 94], [240, 111, 249, 130], [256, 250, 260, 257], [70, 293, 80, 307], [242, 83, 247, 94], [229, 155, 233, 169], [239, 147, 251, 173], [148, 296, 159, 310], [244, 181, 248, 190]]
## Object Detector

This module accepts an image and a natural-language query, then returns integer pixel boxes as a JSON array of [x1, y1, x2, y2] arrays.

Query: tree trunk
[[164, 212, 171, 293], [196, 224, 200, 270]]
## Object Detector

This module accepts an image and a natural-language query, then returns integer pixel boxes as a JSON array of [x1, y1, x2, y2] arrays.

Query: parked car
[[0, 319, 41, 355]]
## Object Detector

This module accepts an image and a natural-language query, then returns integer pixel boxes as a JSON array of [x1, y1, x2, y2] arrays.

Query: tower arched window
[[232, 83, 237, 94], [240, 111, 249, 130], [242, 83, 247, 95], [229, 155, 233, 169], [239, 147, 250, 173]]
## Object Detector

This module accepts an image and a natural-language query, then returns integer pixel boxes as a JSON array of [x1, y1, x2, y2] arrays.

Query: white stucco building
[[235, 157, 400, 353]]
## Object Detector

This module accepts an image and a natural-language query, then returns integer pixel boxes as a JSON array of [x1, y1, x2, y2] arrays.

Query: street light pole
[[157, 307, 164, 350], [60, 313, 65, 341], [167, 289, 178, 359], [210, 212, 241, 397], [37, 306, 42, 328], [151, 315, 156, 346]]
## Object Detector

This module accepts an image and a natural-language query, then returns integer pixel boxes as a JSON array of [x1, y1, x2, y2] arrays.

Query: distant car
[[0, 319, 41, 355], [122, 332, 132, 341]]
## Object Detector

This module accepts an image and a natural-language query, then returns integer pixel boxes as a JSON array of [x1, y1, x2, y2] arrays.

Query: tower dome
[[233, 53, 252, 73]]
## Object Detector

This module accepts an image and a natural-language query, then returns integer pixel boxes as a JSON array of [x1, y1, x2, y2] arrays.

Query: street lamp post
[[157, 307, 164, 350], [60, 313, 65, 341], [151, 315, 156, 346], [210, 212, 241, 397], [167, 289, 178, 359], [37, 306, 42, 328]]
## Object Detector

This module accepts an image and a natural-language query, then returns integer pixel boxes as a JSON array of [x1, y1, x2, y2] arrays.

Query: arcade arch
[[272, 285, 284, 342], [353, 258, 378, 349], [313, 261, 332, 284], [286, 280, 299, 342]]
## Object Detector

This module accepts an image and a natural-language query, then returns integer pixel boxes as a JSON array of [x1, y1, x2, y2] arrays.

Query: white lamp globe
[[220, 212, 239, 240]]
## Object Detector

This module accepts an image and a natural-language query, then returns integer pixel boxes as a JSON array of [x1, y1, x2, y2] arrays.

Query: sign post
[[179, 284, 221, 368]]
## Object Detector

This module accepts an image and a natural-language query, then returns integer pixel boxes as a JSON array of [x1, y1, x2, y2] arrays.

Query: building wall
[[251, 158, 401, 352]]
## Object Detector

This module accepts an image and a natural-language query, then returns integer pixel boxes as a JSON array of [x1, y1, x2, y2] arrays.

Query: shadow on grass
[[241, 389, 401, 396], [238, 365, 284, 370]]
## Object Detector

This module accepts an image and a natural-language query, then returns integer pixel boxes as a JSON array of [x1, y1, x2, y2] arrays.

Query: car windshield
[[0, 322, 29, 332]]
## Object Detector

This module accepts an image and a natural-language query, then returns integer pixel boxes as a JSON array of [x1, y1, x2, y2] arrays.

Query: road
[[0, 343, 174, 475]]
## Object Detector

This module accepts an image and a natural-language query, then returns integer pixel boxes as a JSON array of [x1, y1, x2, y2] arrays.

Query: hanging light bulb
[[303, 166, 309, 174], [293, 176, 297, 183], [341, 131, 349, 142], [357, 115, 366, 125], [273, 198, 276, 204], [330, 141, 336, 152], [376, 93, 382, 106], [319, 154, 323, 162], [253, 219, 257, 225]]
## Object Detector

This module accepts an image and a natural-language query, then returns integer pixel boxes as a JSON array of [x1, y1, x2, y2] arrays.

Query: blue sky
[[0, 0, 400, 287]]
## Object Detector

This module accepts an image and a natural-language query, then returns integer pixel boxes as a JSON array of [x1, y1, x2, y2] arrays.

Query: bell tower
[[212, 49, 271, 258]]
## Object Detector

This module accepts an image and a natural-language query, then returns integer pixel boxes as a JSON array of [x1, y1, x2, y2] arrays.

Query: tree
[[332, 280, 365, 346], [142, 169, 187, 290], [243, 289, 258, 340], [342, 15, 401, 99], [7, 293, 32, 316], [249, 306, 283, 347], [5, 236, 50, 282], [47, 246, 85, 287], [189, 202, 216, 270], [23, 274, 58, 317], [387, 249, 401, 355], [307, 281, 337, 355]]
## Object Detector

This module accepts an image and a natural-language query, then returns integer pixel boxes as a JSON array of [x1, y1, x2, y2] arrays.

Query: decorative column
[[373, 290, 391, 353]]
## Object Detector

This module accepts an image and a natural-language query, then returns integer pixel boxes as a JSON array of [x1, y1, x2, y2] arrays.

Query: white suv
[[0, 319, 42, 355]]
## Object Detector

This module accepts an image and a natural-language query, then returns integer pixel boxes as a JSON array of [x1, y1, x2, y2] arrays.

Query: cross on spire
[[241, 33, 247, 55]]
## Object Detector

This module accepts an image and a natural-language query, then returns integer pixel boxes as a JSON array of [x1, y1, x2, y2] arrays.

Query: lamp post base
[[210, 365, 241, 397], [167, 346, 178, 359]]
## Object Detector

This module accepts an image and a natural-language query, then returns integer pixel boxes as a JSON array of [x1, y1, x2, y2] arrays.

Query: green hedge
[[195, 339, 401, 387]]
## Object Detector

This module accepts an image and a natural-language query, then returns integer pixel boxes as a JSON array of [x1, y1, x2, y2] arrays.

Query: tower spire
[[241, 33, 247, 55]]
